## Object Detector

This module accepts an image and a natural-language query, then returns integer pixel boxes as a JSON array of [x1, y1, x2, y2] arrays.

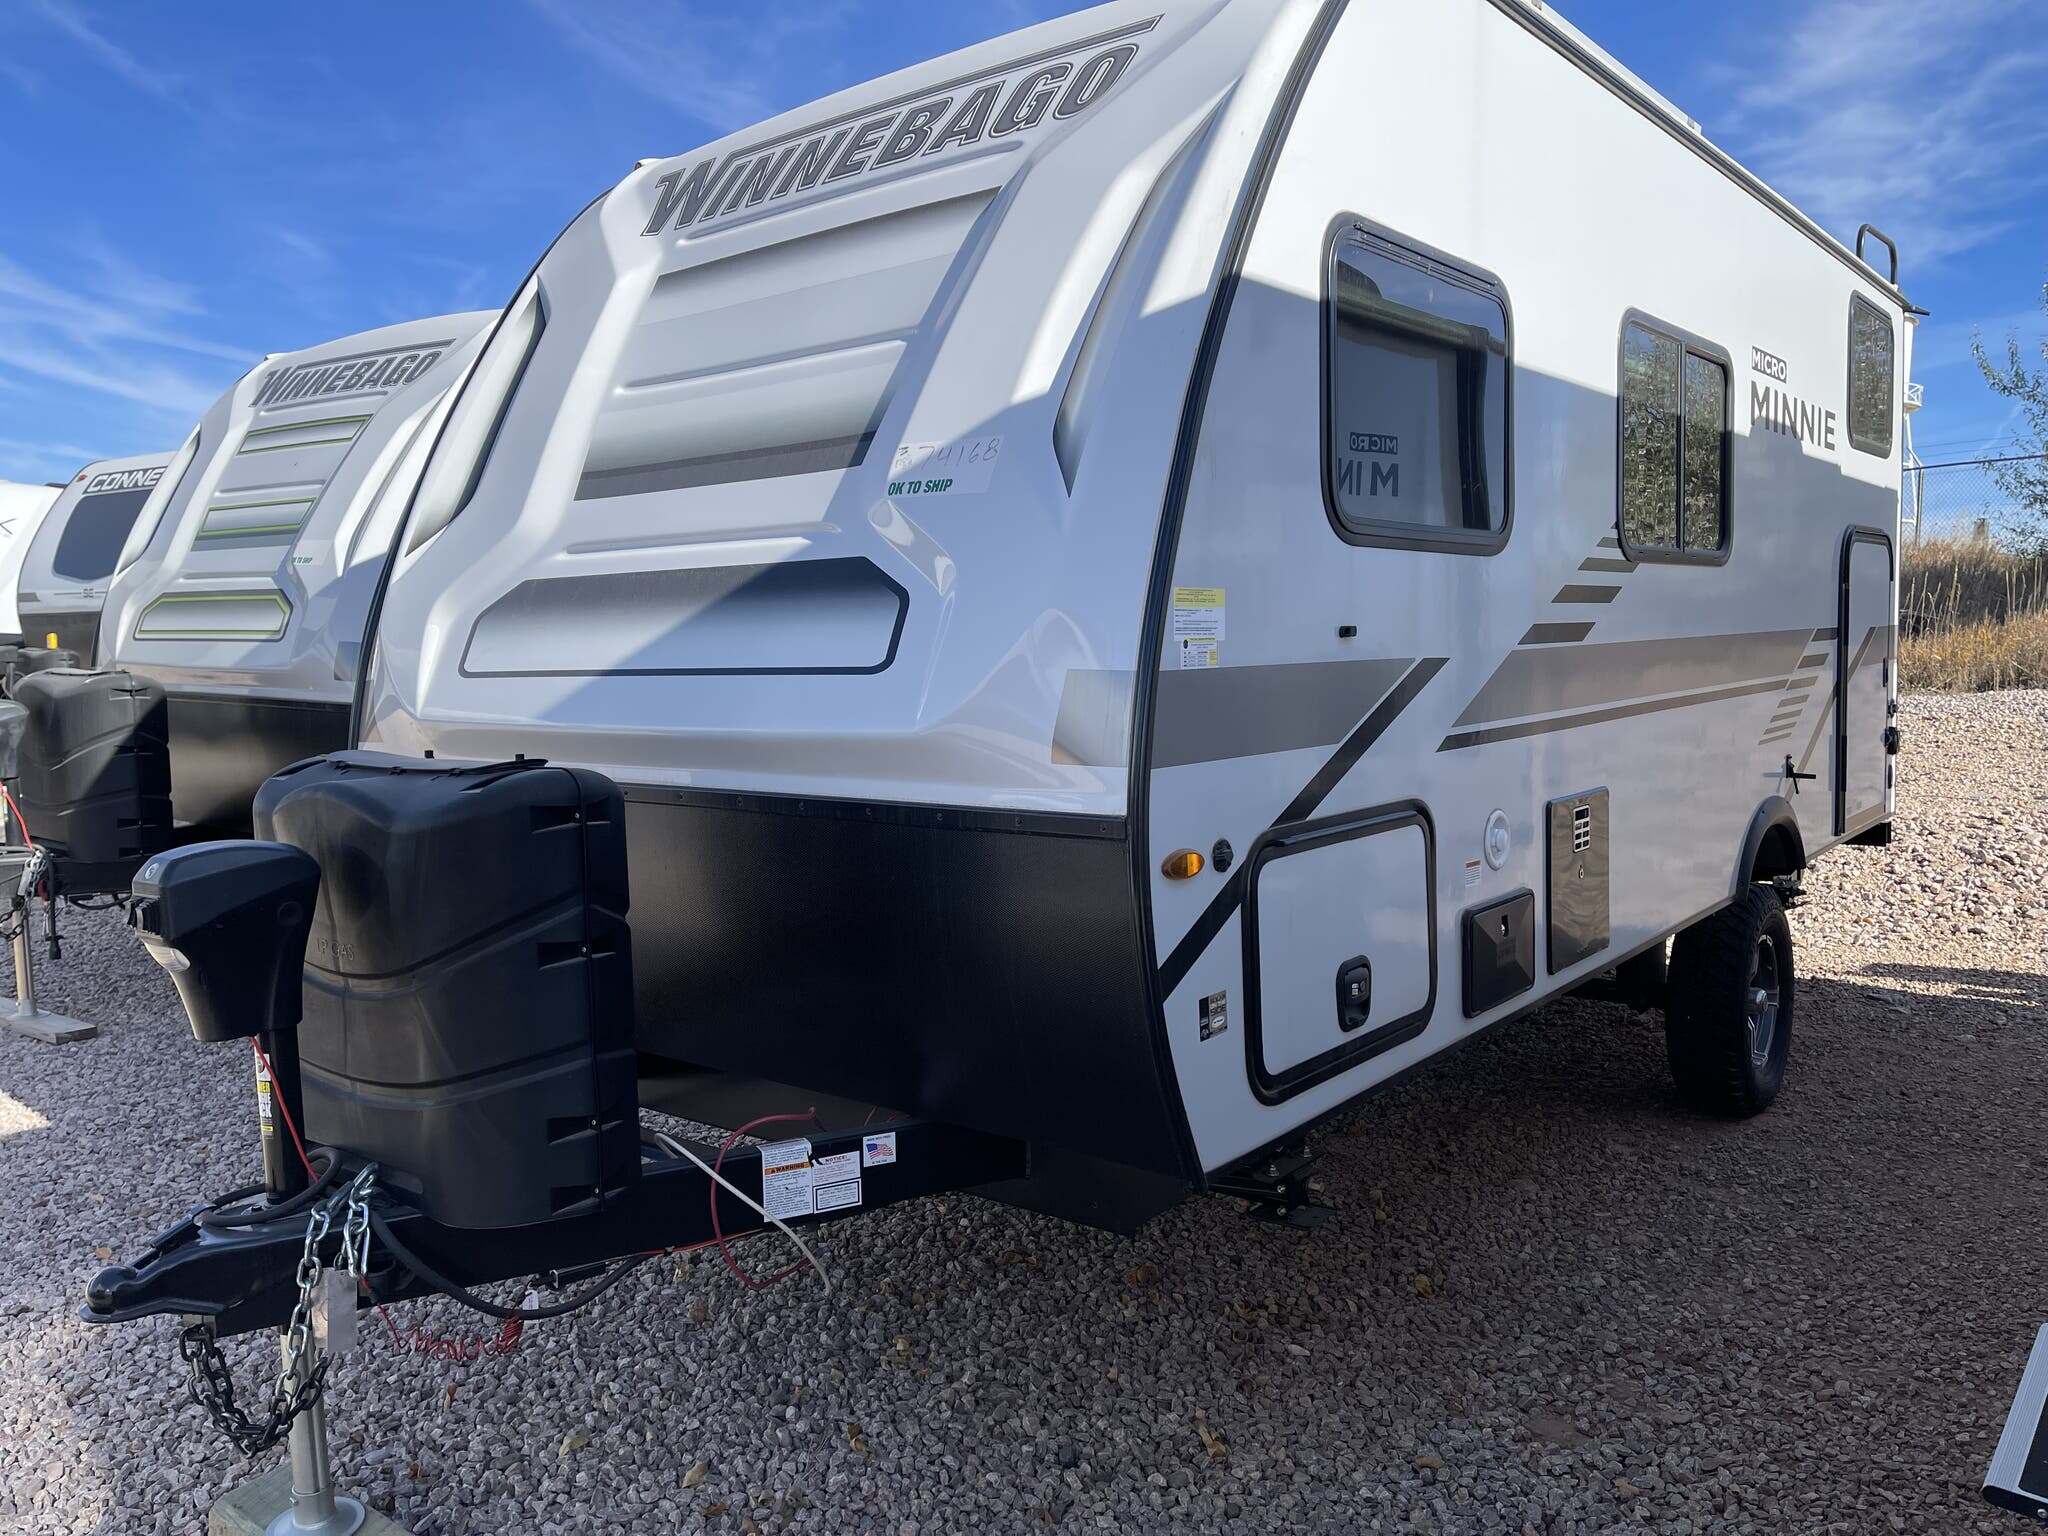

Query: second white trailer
[[13, 454, 173, 660], [101, 312, 495, 829]]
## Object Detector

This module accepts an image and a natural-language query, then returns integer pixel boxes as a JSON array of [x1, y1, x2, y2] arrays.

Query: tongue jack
[[129, 840, 371, 1536]]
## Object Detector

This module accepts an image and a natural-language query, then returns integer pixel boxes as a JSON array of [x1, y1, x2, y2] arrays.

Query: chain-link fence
[[1902, 454, 2048, 547]]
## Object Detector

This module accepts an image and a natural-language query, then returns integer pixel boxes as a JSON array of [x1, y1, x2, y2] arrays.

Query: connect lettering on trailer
[[81, 466, 165, 496]]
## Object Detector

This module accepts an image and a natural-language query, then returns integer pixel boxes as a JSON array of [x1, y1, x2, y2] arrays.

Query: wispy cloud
[[0, 243, 247, 422], [526, 0, 859, 136], [21, 0, 181, 104], [0, 434, 105, 480], [1711, 0, 2048, 268]]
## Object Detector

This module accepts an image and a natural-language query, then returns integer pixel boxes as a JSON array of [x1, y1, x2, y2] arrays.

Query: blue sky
[[1, 0, 2043, 483]]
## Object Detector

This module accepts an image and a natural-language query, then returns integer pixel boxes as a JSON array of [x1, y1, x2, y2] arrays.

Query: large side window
[[53, 487, 155, 583], [1848, 295, 1895, 457], [1619, 315, 1730, 563], [1324, 223, 1510, 554]]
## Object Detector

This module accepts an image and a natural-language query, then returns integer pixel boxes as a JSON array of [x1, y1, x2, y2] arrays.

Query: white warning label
[[1172, 587, 1224, 669], [815, 1179, 862, 1213], [758, 1138, 815, 1221]]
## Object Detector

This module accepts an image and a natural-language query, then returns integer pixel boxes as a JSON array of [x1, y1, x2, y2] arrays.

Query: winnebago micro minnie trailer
[[0, 477, 62, 638], [91, 0, 1914, 1381], [14, 453, 174, 662], [100, 312, 494, 829]]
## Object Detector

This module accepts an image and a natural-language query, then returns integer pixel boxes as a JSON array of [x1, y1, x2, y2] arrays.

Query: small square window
[[1619, 317, 1729, 563], [1848, 295, 1895, 457], [1325, 228, 1509, 553]]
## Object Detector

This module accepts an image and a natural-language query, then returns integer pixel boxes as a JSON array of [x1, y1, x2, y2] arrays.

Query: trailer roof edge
[[1488, 0, 1912, 307]]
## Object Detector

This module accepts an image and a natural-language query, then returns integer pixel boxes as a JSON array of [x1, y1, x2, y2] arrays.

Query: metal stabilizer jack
[[1212, 1146, 1334, 1229], [1, 849, 95, 1044]]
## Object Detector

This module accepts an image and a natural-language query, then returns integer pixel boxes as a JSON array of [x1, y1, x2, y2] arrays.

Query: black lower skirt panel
[[167, 693, 352, 832], [621, 787, 1194, 1183]]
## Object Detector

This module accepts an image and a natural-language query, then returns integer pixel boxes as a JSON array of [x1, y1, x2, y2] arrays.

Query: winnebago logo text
[[249, 343, 451, 410], [81, 465, 164, 497], [642, 18, 1157, 237]]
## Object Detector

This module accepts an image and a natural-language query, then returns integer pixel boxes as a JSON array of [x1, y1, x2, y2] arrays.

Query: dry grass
[[1899, 536, 2048, 692]]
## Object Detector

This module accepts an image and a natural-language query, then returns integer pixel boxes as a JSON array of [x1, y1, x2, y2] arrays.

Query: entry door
[[1837, 530, 1895, 837]]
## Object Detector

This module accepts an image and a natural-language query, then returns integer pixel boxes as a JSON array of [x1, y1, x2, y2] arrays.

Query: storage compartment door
[[1838, 531, 1895, 837], [1245, 805, 1436, 1103]]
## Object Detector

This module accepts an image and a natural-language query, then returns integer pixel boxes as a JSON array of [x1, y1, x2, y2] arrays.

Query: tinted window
[[1326, 232, 1508, 549], [1682, 352, 1729, 551], [1620, 325, 1680, 549], [1848, 296, 1895, 457], [52, 488, 153, 582], [1620, 319, 1729, 560]]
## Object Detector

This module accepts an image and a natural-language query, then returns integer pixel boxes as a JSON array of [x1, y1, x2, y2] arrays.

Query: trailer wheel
[[1664, 886, 1793, 1116]]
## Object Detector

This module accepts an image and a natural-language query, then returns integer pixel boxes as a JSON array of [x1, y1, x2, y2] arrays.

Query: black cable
[[368, 1210, 649, 1321], [196, 1147, 345, 1231]]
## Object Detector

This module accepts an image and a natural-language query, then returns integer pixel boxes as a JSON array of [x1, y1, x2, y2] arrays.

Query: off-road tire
[[1665, 885, 1793, 1116]]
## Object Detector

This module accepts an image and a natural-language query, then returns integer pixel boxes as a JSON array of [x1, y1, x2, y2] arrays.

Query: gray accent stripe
[[1154, 658, 1445, 999], [1811, 627, 1838, 642], [1597, 537, 1621, 550], [1782, 675, 1818, 691], [1579, 557, 1637, 574], [1149, 658, 1412, 770], [1455, 628, 1811, 727], [1440, 677, 1787, 752], [1797, 652, 1828, 669], [577, 433, 874, 500], [1759, 728, 1795, 744], [1520, 622, 1595, 646], [1796, 625, 1878, 774], [1553, 584, 1621, 605]]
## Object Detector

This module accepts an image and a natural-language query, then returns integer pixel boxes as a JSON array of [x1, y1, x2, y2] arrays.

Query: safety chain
[[178, 1167, 378, 1457]]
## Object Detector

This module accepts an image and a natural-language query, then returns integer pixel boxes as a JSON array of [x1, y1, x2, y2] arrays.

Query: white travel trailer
[[0, 477, 63, 638], [13, 454, 172, 660], [344, 0, 1909, 1218], [101, 312, 495, 829]]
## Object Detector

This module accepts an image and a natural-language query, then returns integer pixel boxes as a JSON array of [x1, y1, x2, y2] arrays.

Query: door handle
[[1783, 756, 1818, 792]]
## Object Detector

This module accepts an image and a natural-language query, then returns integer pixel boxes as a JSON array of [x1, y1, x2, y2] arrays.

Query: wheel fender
[[1735, 796, 1805, 893]]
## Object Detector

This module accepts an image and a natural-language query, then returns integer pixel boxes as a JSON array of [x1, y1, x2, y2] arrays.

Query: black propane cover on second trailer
[[252, 752, 640, 1230], [6, 646, 78, 696], [11, 668, 171, 862]]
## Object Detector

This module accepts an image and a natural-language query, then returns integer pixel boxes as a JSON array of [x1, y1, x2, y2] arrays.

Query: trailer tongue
[[80, 751, 1025, 1495]]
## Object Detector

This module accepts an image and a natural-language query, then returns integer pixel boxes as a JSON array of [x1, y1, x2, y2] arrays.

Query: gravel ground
[[1, 689, 2043, 1536]]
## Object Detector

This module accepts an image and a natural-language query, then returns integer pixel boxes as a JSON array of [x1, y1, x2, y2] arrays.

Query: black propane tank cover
[[253, 751, 640, 1230], [6, 646, 79, 695], [0, 700, 25, 784], [12, 669, 172, 863]]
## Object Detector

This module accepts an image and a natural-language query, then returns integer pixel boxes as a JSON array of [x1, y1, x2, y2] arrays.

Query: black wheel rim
[[1746, 933, 1782, 1068]]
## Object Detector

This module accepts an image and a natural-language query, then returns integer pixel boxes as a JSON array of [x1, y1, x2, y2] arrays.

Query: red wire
[[709, 1110, 817, 1291], [1, 783, 31, 850], [1, 784, 42, 899], [249, 1037, 318, 1185]]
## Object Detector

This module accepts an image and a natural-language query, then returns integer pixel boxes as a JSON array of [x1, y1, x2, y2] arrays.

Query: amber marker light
[[1161, 849, 1205, 880]]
